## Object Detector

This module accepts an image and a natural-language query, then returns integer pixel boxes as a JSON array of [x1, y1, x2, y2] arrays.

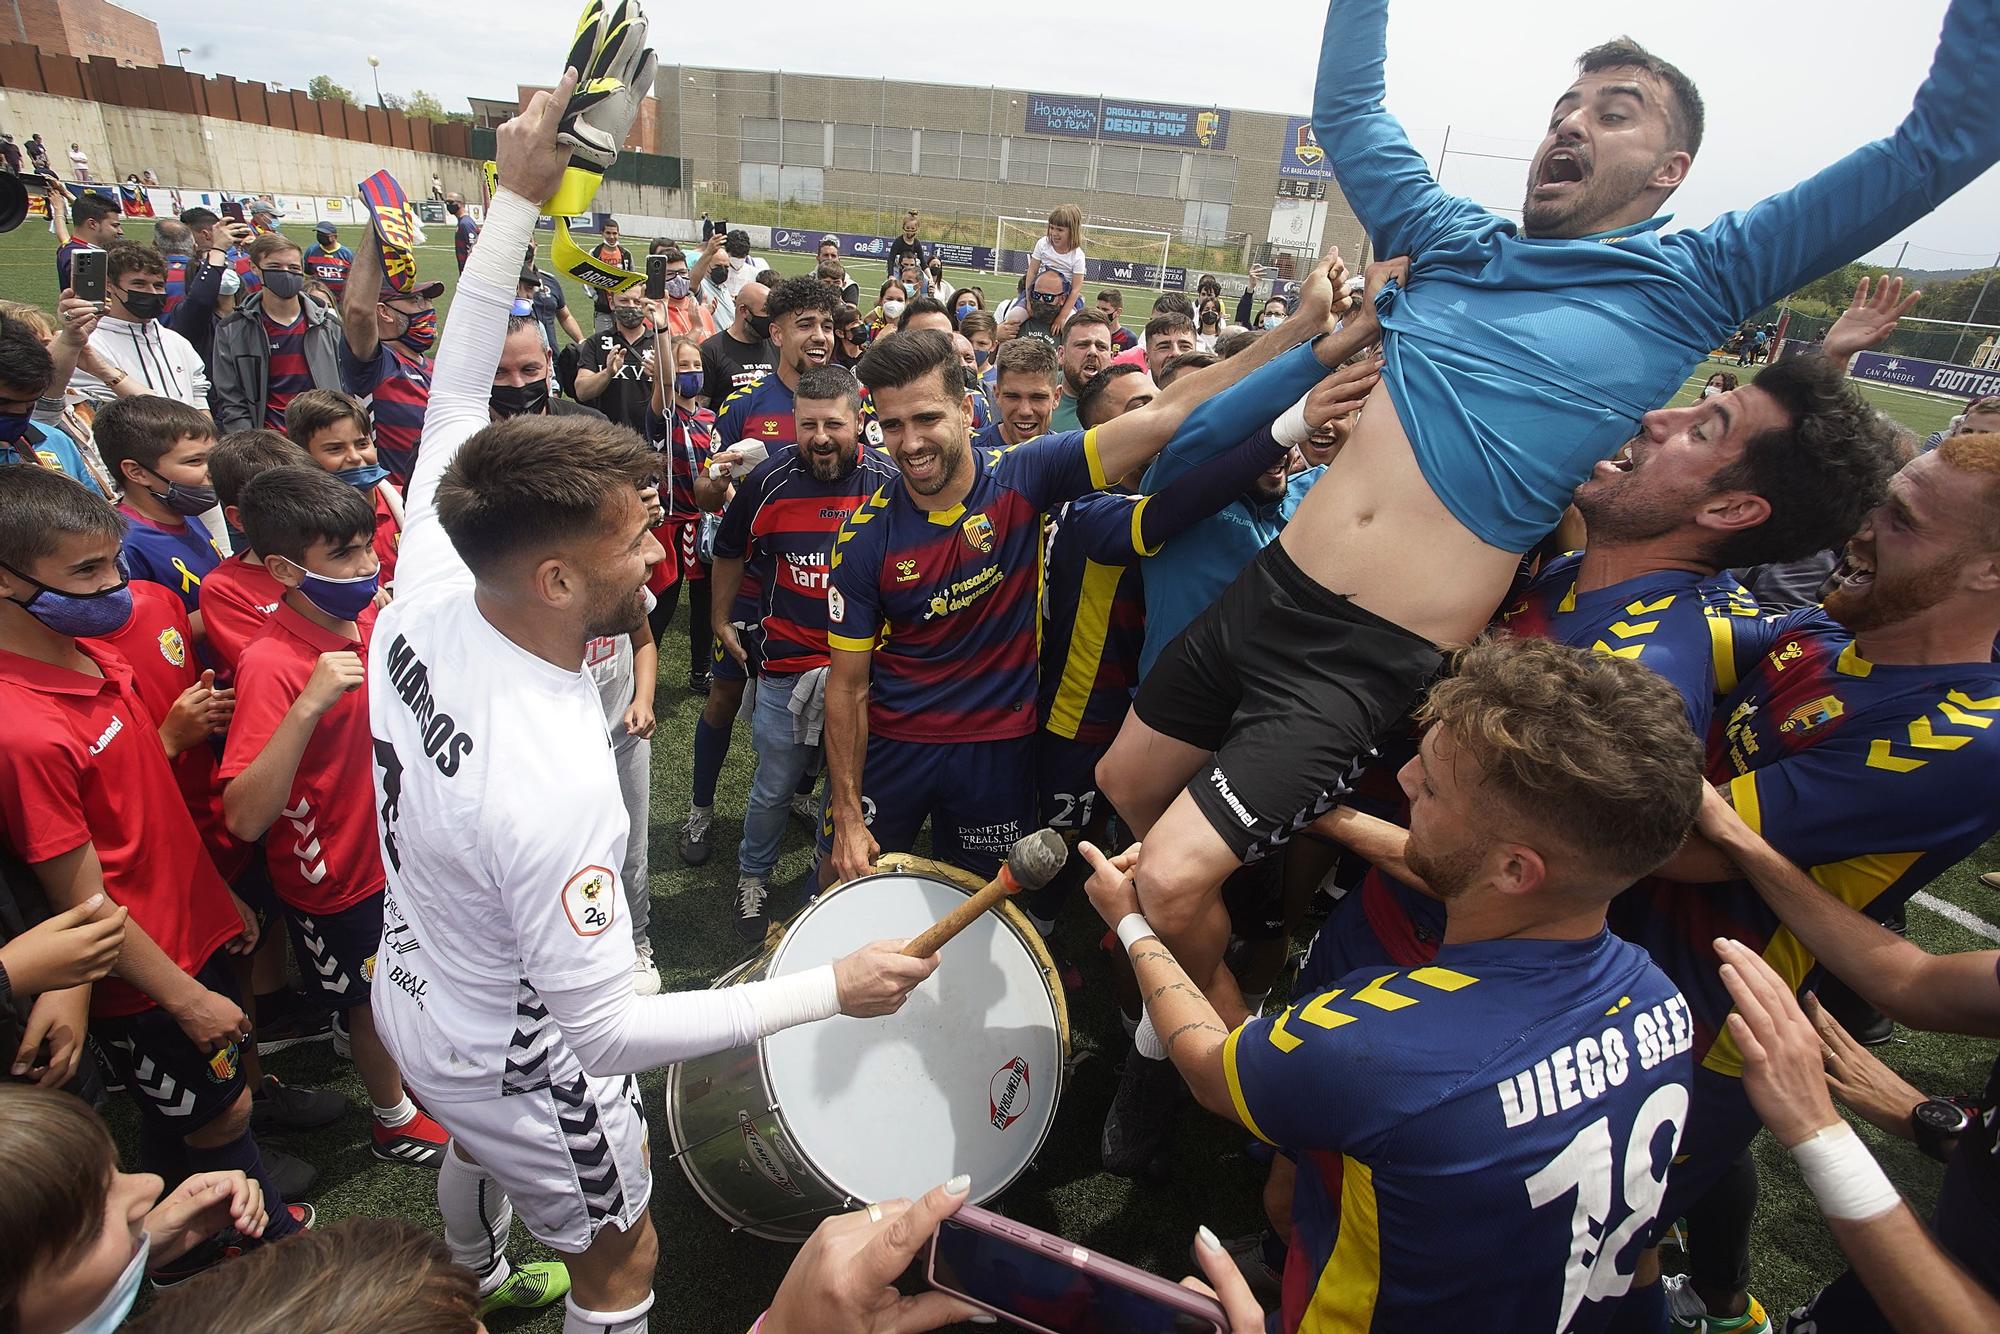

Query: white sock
[[438, 1150, 513, 1295], [563, 1291, 655, 1333], [372, 1095, 417, 1129], [1120, 1009, 1140, 1039], [1133, 1013, 1166, 1061], [689, 802, 711, 820]]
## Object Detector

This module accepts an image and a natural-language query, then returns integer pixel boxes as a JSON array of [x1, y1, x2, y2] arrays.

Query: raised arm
[[340, 224, 384, 362], [1314, 0, 1488, 258], [396, 76, 577, 593], [1676, 0, 2000, 320], [1696, 785, 2000, 1038]]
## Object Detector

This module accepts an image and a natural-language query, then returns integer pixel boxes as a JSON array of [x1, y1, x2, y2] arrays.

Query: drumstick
[[902, 828, 1068, 958]]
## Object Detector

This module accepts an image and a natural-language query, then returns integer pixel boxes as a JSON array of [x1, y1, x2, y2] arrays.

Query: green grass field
[[6, 218, 1997, 1330]]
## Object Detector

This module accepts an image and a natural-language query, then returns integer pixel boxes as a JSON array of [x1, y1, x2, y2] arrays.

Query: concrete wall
[[0, 87, 688, 222]]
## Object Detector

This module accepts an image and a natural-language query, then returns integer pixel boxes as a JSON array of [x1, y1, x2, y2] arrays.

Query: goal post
[[993, 216, 1173, 292]]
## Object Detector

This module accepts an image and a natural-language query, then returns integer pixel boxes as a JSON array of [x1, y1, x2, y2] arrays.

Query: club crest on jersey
[[1780, 694, 1844, 735], [156, 625, 187, 668], [207, 1043, 239, 1083], [560, 865, 617, 937], [865, 419, 884, 448], [961, 513, 994, 554]]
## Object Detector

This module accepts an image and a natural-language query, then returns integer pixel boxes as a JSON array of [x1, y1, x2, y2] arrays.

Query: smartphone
[[221, 199, 246, 224], [927, 1204, 1228, 1334], [71, 248, 107, 303], [646, 253, 667, 301]]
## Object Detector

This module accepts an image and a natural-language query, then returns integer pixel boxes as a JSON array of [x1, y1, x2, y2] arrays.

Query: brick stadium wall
[[9, 0, 164, 67]]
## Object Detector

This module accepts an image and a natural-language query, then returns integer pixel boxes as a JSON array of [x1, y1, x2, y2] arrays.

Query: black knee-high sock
[[687, 574, 714, 676], [648, 576, 682, 644], [186, 1128, 301, 1238]]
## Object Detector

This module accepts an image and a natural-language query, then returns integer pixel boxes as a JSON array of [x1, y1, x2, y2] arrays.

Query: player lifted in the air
[[1095, 0, 2000, 1149]]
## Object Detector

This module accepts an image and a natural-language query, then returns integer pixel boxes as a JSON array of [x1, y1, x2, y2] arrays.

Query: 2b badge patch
[[561, 865, 618, 937]]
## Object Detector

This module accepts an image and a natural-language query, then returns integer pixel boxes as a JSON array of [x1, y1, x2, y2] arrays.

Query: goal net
[[993, 216, 1173, 292]]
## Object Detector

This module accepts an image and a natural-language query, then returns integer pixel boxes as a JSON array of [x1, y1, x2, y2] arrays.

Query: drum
[[666, 856, 1071, 1241]]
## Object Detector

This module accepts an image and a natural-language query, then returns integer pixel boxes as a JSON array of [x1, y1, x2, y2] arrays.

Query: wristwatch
[[1912, 1097, 1973, 1162]]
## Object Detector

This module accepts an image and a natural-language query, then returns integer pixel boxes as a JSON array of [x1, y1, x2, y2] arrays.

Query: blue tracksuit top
[[1318, 0, 2000, 552]]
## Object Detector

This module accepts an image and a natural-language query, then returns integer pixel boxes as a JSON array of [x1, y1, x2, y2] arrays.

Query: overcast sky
[[150, 0, 1998, 267]]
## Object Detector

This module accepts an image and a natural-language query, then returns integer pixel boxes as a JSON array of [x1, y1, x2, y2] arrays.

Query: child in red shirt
[[285, 389, 403, 592], [201, 429, 314, 677], [0, 466, 307, 1248], [219, 468, 447, 1168]]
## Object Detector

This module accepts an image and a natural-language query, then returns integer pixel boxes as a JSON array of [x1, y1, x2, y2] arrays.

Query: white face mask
[[1700, 385, 1722, 398], [63, 1235, 149, 1334], [882, 300, 906, 320]]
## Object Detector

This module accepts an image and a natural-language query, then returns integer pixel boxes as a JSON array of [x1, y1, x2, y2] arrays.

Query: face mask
[[117, 290, 166, 322], [490, 379, 549, 418], [141, 469, 217, 516], [61, 1234, 149, 1334], [511, 297, 535, 317], [260, 270, 304, 300], [395, 308, 438, 354], [881, 300, 906, 321], [973, 348, 992, 368], [665, 274, 691, 299], [614, 307, 646, 329], [1700, 385, 1722, 399], [746, 314, 772, 341], [675, 370, 703, 399], [0, 409, 32, 442], [956, 302, 977, 318], [1, 559, 134, 638], [1261, 314, 1284, 330], [334, 463, 391, 490], [728, 255, 746, 271], [286, 560, 380, 621]]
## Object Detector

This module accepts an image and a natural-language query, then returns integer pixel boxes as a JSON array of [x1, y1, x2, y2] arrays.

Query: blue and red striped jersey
[[261, 310, 312, 430], [1039, 489, 1153, 745], [828, 430, 1107, 742], [1496, 553, 1769, 734], [454, 215, 479, 270], [714, 374, 796, 454], [648, 404, 717, 521], [714, 447, 898, 676], [163, 253, 191, 314], [338, 339, 431, 484], [305, 243, 354, 298], [1611, 607, 2000, 1077]]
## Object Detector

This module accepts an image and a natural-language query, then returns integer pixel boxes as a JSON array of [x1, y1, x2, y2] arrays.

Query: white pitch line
[[1910, 889, 2000, 944]]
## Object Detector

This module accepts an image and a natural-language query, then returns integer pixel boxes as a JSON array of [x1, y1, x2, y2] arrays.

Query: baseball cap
[[249, 199, 282, 217], [380, 280, 446, 301], [820, 233, 840, 248], [316, 220, 338, 237], [519, 263, 541, 287]]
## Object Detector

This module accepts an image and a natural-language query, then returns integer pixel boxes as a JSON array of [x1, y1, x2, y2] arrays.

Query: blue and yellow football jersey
[[827, 430, 1106, 742], [1227, 932, 1693, 1332], [1612, 607, 2000, 1076], [1038, 489, 1157, 745]]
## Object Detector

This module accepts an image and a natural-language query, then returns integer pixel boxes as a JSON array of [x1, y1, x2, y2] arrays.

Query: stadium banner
[[1023, 94, 1230, 150], [768, 226, 1001, 274], [1278, 116, 1335, 180], [1849, 350, 2000, 400]]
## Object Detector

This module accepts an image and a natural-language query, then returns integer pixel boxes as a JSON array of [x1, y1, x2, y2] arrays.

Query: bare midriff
[[1278, 381, 1524, 647]]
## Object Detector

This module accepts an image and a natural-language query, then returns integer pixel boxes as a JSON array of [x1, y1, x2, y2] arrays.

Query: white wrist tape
[[1791, 1121, 1901, 1221], [1272, 396, 1313, 449], [1115, 913, 1157, 953]]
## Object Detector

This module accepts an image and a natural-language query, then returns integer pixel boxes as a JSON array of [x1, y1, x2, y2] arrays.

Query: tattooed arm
[[1080, 842, 1242, 1122]]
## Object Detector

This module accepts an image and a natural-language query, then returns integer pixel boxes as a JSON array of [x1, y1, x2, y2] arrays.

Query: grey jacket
[[210, 292, 344, 434]]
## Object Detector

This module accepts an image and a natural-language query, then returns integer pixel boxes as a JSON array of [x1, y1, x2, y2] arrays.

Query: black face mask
[[118, 290, 166, 322], [490, 379, 550, 418], [746, 314, 772, 341], [261, 270, 305, 300]]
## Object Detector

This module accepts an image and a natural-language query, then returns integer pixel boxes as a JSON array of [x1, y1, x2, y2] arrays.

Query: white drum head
[[762, 874, 1063, 1205]]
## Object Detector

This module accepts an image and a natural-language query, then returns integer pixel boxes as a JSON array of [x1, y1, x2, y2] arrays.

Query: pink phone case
[[926, 1203, 1228, 1334]]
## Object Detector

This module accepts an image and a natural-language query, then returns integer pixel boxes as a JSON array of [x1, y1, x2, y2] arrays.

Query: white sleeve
[[540, 962, 842, 1077], [1030, 237, 1054, 267], [396, 188, 544, 593]]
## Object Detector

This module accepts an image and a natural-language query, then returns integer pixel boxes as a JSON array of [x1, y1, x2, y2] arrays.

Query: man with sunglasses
[[212, 233, 343, 435]]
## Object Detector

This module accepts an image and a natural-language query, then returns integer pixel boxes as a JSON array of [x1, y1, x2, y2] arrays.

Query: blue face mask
[[1, 558, 134, 638], [334, 463, 392, 490], [0, 410, 33, 443], [675, 370, 703, 399], [284, 559, 379, 621], [63, 1234, 148, 1334]]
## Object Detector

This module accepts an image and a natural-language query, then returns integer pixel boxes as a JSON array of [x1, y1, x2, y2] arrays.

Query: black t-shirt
[[576, 325, 657, 431], [887, 235, 931, 279], [588, 244, 630, 311], [700, 329, 775, 406]]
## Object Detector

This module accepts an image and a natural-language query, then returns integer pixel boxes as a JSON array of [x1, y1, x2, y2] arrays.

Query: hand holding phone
[[646, 253, 667, 300], [71, 248, 107, 305], [761, 1179, 983, 1334], [927, 1204, 1231, 1333]]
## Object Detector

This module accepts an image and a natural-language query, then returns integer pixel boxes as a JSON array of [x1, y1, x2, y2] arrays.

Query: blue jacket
[[1318, 0, 2000, 551]]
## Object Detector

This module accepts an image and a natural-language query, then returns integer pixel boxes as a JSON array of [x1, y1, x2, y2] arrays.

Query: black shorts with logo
[[285, 891, 385, 1012], [93, 952, 248, 1135], [1134, 540, 1441, 863]]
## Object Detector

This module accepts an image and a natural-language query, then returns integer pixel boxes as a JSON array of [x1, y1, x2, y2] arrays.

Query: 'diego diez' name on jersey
[[1496, 992, 1695, 1128], [383, 634, 477, 777]]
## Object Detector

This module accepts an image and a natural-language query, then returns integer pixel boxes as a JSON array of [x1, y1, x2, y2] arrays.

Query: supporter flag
[[357, 169, 425, 296], [119, 182, 155, 217]]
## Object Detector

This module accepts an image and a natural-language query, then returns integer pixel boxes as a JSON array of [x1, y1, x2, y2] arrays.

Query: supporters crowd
[[4, 0, 2000, 1331]]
